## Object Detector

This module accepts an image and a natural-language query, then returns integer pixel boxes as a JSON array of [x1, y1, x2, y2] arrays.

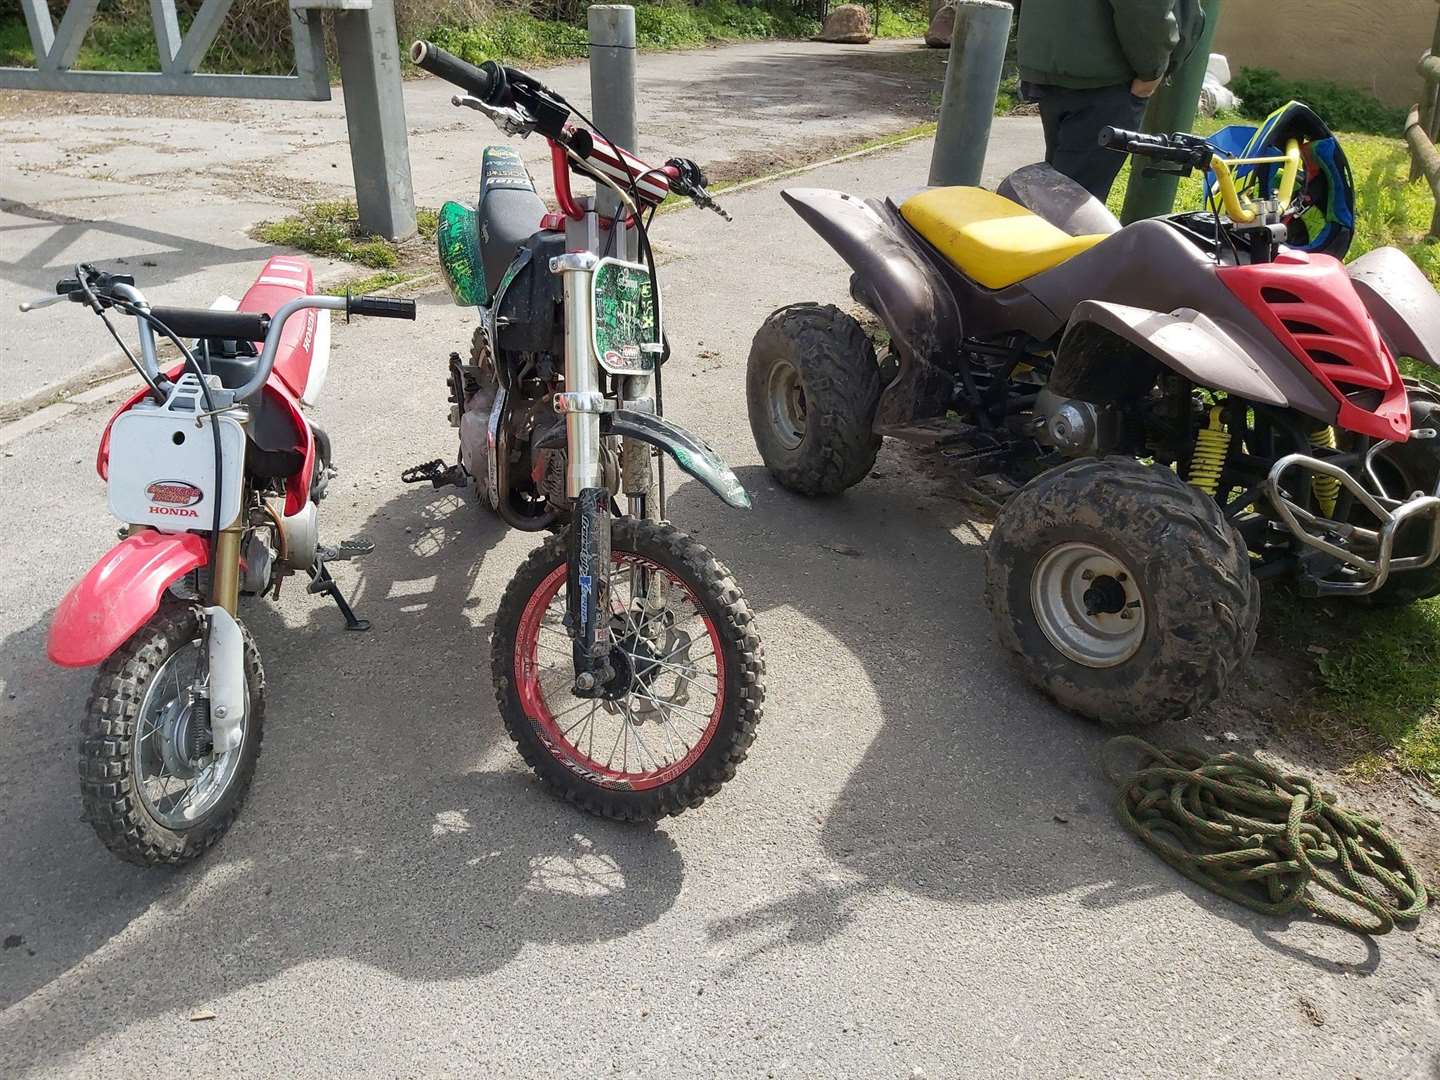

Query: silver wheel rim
[[766, 360, 807, 450], [132, 639, 244, 829], [1030, 542, 1146, 668]]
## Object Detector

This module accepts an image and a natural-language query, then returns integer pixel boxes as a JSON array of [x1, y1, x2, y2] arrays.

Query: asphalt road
[[3, 135, 1439, 1078], [0, 38, 943, 413]]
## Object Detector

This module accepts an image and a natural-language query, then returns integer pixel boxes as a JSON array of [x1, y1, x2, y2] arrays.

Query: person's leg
[[1044, 85, 1148, 202]]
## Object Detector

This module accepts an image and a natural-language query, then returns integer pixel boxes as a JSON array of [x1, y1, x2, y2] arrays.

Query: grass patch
[[1264, 588, 1440, 788], [252, 201, 437, 269], [323, 269, 423, 297]]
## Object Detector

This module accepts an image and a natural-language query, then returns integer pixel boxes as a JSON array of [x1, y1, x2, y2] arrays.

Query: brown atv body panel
[[1348, 245, 1440, 373]]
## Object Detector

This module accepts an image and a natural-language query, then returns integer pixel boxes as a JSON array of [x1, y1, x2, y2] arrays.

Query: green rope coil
[[1103, 737, 1430, 936]]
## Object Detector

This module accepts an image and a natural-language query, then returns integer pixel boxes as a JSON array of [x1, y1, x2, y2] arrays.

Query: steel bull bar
[[1265, 448, 1440, 596]]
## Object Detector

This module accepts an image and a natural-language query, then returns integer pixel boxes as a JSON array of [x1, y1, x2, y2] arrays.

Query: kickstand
[[308, 561, 370, 632]]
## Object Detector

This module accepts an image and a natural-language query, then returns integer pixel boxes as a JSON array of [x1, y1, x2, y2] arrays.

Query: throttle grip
[[410, 40, 494, 100], [348, 294, 417, 320]]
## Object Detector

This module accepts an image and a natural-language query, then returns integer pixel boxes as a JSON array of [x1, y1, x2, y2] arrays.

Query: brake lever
[[18, 292, 71, 313], [451, 94, 532, 138]]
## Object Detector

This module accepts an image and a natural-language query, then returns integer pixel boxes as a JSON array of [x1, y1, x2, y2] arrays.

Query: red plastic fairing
[[1218, 252, 1409, 441], [48, 530, 209, 667], [239, 256, 316, 400]]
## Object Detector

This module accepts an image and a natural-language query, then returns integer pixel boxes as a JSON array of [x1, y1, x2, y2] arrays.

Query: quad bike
[[24, 260, 415, 864], [403, 42, 763, 819], [747, 114, 1440, 726]]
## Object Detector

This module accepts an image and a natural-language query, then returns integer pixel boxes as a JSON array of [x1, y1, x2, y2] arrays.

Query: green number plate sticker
[[592, 257, 660, 374]]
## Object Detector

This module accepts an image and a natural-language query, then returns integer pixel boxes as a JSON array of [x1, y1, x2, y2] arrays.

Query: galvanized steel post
[[589, 4, 638, 249], [335, 0, 417, 241], [928, 0, 1013, 187]]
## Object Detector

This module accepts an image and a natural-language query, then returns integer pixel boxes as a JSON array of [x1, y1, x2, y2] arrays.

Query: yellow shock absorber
[[1310, 426, 1340, 517], [1187, 406, 1230, 497]]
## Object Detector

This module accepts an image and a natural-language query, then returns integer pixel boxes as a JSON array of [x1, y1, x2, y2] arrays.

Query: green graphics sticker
[[437, 200, 487, 307], [592, 258, 660, 374]]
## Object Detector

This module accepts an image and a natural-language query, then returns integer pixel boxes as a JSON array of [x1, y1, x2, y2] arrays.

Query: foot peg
[[319, 536, 374, 562], [402, 458, 467, 489]]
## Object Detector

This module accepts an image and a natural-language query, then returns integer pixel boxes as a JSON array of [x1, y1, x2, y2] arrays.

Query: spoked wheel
[[492, 519, 763, 821], [80, 602, 265, 865]]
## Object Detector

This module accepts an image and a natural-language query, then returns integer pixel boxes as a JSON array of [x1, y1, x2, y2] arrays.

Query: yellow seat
[[899, 187, 1109, 290]]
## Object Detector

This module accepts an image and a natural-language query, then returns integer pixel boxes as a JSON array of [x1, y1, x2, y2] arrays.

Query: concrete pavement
[[0, 38, 943, 415], [2, 125, 1437, 1078]]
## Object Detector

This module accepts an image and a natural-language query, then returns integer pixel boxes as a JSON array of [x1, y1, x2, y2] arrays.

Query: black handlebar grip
[[348, 294, 417, 321], [410, 40, 493, 100], [149, 307, 271, 341]]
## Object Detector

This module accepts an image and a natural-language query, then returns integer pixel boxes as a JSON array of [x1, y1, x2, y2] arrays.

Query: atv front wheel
[[746, 303, 881, 496], [985, 458, 1258, 726]]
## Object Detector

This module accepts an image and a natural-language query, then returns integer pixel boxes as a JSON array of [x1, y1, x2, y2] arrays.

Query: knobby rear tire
[[747, 302, 882, 496]]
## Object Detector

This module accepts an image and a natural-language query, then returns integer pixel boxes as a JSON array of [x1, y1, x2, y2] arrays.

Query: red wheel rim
[[513, 553, 727, 790]]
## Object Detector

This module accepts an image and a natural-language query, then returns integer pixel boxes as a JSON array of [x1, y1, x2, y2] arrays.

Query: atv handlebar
[[1098, 126, 1213, 169]]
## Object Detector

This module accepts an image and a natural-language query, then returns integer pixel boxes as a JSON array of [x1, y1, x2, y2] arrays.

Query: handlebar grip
[[348, 294, 417, 320], [149, 307, 271, 341], [1097, 126, 1131, 149], [410, 40, 493, 100]]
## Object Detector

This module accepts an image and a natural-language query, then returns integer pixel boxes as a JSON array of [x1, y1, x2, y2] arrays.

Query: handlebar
[[149, 307, 270, 341], [20, 267, 418, 403], [410, 40, 495, 101], [1099, 127, 1303, 227]]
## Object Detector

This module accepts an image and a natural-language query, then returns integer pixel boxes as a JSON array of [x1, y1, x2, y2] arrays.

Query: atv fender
[[605, 410, 751, 509], [1054, 300, 1290, 407], [1348, 246, 1440, 373], [780, 188, 958, 428]]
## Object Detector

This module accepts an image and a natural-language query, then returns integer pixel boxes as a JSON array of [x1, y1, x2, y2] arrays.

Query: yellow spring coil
[[1188, 406, 1230, 497], [1310, 426, 1340, 517]]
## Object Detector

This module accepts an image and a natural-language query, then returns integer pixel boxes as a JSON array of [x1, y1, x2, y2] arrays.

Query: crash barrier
[[1409, 48, 1440, 238], [1103, 737, 1429, 936]]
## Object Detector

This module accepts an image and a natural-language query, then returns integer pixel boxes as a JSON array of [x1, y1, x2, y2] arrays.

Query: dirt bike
[[746, 115, 1440, 726], [402, 41, 764, 820], [25, 260, 415, 865]]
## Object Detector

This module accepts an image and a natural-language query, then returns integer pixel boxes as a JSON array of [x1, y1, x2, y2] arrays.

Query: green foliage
[[429, 1, 819, 66], [253, 201, 436, 270], [1265, 588, 1440, 786], [874, 3, 928, 38], [323, 269, 422, 297], [1231, 67, 1407, 137]]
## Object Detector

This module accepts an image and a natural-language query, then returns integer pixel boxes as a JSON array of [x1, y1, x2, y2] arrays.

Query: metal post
[[1120, 0, 1223, 223], [928, 0, 1013, 187], [589, 4, 638, 255], [335, 0, 417, 241], [1412, 6, 1440, 181]]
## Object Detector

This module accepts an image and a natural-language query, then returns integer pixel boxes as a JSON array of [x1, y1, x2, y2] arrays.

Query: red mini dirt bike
[[748, 118, 1440, 725], [24, 260, 415, 865]]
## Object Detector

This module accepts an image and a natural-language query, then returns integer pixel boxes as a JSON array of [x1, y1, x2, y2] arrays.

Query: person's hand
[[1130, 76, 1163, 99]]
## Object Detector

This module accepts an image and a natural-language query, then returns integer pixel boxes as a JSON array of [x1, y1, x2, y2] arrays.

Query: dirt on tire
[[985, 457, 1259, 727]]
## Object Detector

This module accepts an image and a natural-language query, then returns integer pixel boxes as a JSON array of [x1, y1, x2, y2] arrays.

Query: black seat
[[476, 145, 548, 297], [203, 351, 261, 391]]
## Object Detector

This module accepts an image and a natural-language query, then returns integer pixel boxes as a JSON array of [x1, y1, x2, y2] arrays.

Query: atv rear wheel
[[747, 303, 881, 496], [985, 458, 1259, 726]]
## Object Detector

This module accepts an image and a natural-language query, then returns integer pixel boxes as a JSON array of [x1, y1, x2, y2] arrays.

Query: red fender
[[48, 529, 209, 668]]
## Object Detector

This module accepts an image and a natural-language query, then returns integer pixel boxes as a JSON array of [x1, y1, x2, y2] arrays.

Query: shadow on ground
[[0, 486, 684, 1070]]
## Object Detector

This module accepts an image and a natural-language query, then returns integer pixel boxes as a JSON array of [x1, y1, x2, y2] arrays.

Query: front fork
[[555, 252, 616, 692]]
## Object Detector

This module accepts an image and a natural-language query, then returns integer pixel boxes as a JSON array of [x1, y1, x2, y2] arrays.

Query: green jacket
[[1017, 0, 1206, 89]]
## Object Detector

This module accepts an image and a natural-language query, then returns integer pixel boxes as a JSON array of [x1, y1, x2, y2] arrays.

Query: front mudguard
[[781, 188, 958, 428], [605, 410, 751, 509], [1348, 246, 1440, 373], [48, 530, 210, 667]]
